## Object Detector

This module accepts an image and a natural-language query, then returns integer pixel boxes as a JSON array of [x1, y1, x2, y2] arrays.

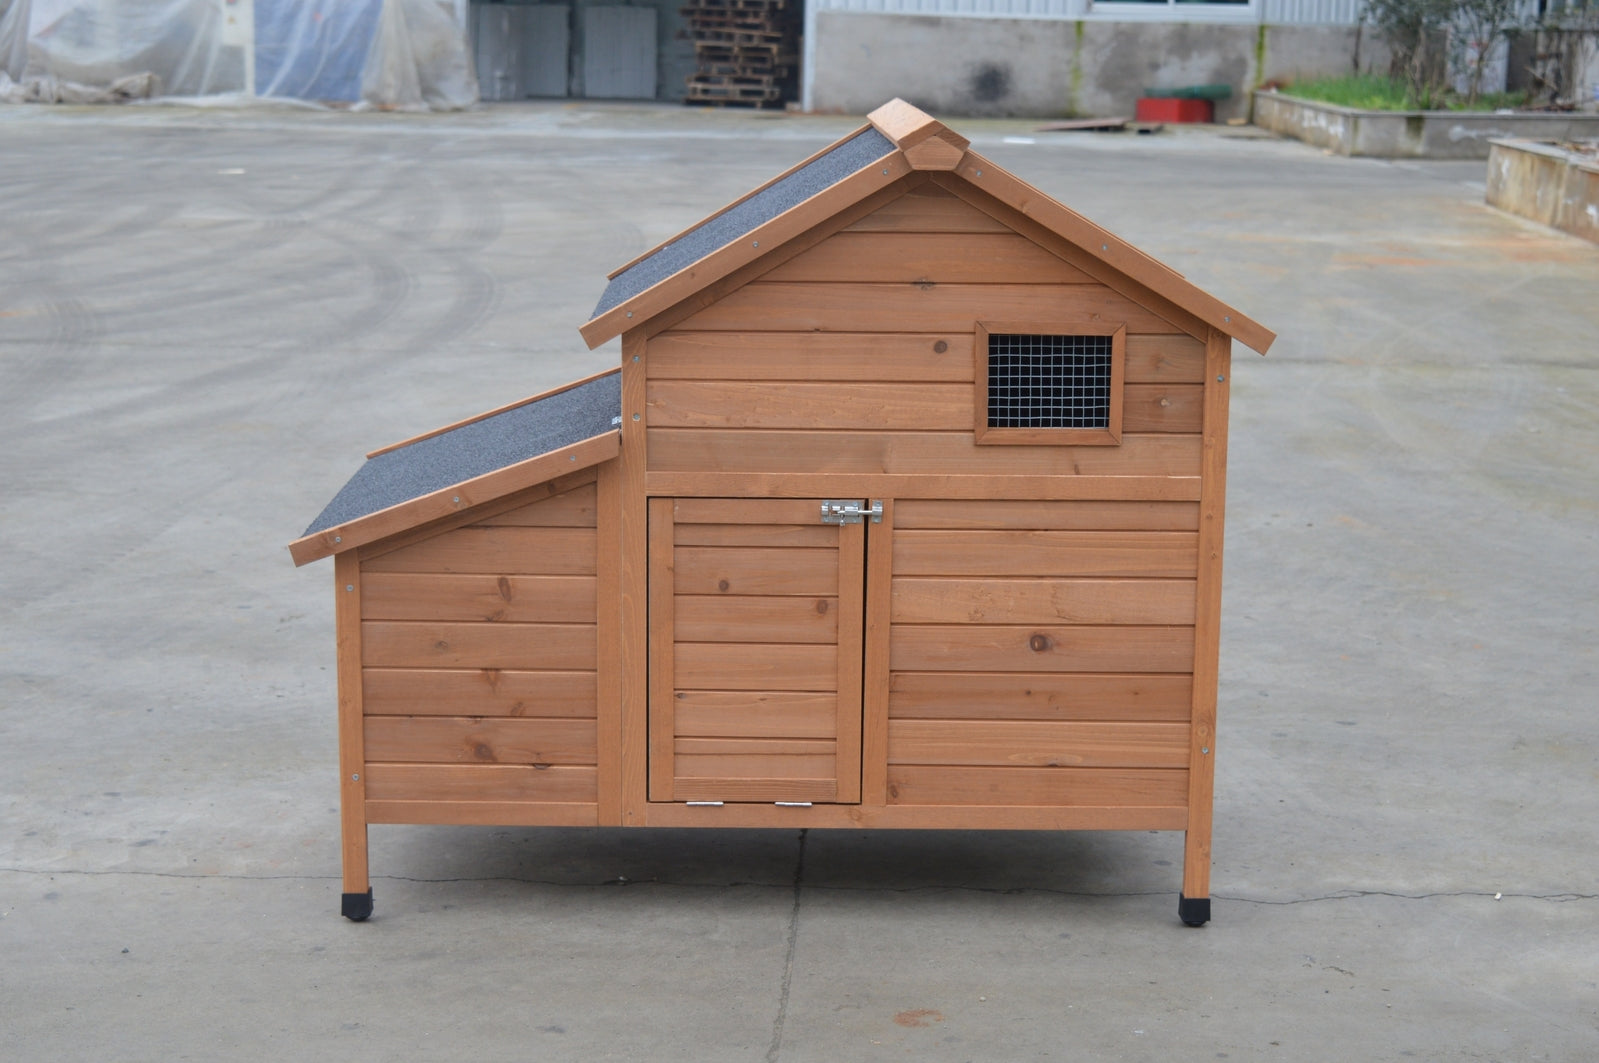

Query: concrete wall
[[810, 13, 1391, 120]]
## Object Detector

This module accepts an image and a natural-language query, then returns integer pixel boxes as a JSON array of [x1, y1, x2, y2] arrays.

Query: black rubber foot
[[1178, 894, 1210, 927], [342, 889, 374, 922]]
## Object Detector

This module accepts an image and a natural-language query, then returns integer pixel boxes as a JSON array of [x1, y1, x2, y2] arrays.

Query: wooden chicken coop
[[291, 99, 1275, 925]]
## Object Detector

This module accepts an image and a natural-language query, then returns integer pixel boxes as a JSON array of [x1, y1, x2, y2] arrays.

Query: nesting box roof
[[580, 98, 1275, 356], [289, 370, 619, 566]]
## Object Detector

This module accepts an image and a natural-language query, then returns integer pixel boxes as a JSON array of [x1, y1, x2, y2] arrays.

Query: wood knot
[[933, 340, 948, 354], [470, 742, 497, 762], [815, 599, 829, 615], [1028, 634, 1052, 653], [914, 279, 935, 291], [717, 579, 730, 592], [497, 576, 513, 601]]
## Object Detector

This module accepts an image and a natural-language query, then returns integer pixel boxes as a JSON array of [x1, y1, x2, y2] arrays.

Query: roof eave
[[288, 429, 620, 566]]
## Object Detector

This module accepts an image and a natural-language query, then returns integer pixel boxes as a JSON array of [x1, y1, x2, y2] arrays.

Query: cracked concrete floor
[[2, 102, 1596, 1061]]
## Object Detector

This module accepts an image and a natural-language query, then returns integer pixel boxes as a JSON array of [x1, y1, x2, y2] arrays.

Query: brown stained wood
[[892, 578, 1196, 626], [675, 753, 837, 779], [868, 98, 969, 151], [360, 573, 597, 623], [844, 186, 1011, 234], [886, 765, 1188, 807], [674, 523, 838, 548], [365, 369, 621, 458], [582, 153, 913, 349], [888, 671, 1194, 722], [674, 594, 839, 644], [673, 545, 839, 596], [361, 621, 596, 671], [673, 777, 838, 803], [675, 643, 838, 691], [367, 800, 599, 827], [672, 497, 825, 526], [861, 499, 894, 805], [647, 430, 1201, 479], [361, 527, 597, 576], [891, 624, 1195, 674], [648, 497, 677, 803], [676, 736, 836, 757], [642, 801, 1188, 831], [646, 472, 1202, 503], [620, 333, 650, 823], [364, 717, 598, 766], [894, 530, 1198, 578], [1124, 385, 1203, 434], [364, 763, 598, 803], [290, 433, 619, 567], [761, 232, 1090, 285], [647, 381, 972, 431], [363, 668, 597, 718], [902, 135, 968, 171], [834, 518, 866, 804], [674, 692, 838, 739], [594, 458, 623, 824], [671, 282, 1185, 336], [1186, 329, 1233, 902], [474, 483, 597, 527], [648, 332, 974, 383], [352, 469, 600, 566], [893, 499, 1199, 531], [887, 720, 1190, 768], [335, 553, 368, 896], [1127, 334, 1206, 383]]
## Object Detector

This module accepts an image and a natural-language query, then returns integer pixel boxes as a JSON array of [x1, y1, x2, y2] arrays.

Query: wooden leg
[[335, 553, 373, 922], [1180, 826, 1211, 926]]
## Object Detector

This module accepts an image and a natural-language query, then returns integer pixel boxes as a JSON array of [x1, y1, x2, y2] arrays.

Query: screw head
[[345, 584, 353, 592]]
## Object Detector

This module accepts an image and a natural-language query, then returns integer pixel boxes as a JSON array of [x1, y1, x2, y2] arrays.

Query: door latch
[[820, 499, 883, 525]]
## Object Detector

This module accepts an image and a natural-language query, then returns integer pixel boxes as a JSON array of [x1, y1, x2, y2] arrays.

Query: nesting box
[[291, 99, 1274, 925]]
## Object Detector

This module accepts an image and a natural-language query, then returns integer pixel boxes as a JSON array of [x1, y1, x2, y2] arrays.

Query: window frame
[[973, 321, 1127, 447]]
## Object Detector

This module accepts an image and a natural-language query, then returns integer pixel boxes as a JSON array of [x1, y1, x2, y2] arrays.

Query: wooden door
[[648, 498, 865, 804]]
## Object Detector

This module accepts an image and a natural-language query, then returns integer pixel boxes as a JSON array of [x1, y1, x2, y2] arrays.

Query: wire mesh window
[[987, 334, 1114, 429]]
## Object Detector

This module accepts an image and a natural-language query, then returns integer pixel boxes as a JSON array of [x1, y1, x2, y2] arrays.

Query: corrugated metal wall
[[810, 0, 1372, 25]]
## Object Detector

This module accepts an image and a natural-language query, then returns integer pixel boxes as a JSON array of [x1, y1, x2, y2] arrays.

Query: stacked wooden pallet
[[680, 0, 798, 108]]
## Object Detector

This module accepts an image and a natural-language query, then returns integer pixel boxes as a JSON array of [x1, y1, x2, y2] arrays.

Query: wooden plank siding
[[358, 482, 602, 815]]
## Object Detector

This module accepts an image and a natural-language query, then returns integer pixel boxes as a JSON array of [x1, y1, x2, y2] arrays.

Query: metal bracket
[[820, 499, 883, 525]]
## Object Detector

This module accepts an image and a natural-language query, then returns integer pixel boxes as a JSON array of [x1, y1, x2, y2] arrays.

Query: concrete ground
[[1, 101, 1595, 1062]]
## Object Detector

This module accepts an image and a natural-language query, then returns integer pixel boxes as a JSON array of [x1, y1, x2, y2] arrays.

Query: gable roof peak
[[866, 98, 971, 154]]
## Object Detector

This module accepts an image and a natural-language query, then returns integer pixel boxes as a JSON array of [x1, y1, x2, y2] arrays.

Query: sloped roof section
[[581, 98, 1275, 356], [591, 127, 895, 320], [290, 370, 620, 565]]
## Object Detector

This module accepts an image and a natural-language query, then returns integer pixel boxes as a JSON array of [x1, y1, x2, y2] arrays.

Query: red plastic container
[[1135, 97, 1214, 123]]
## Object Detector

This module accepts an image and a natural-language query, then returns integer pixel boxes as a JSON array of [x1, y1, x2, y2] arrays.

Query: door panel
[[650, 498, 864, 803]]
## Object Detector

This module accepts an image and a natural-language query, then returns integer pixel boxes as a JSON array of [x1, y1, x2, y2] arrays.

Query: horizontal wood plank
[[675, 737, 836, 757], [362, 668, 597, 718], [893, 499, 1199, 531], [673, 691, 839, 738], [671, 497, 828, 526], [1126, 334, 1207, 383], [361, 621, 596, 670], [889, 672, 1193, 721], [646, 471, 1202, 503], [891, 624, 1195, 673], [888, 720, 1190, 768], [674, 594, 839, 644], [366, 799, 598, 826], [673, 523, 837, 548], [473, 483, 597, 527], [762, 232, 1090, 284], [675, 643, 837, 691], [364, 763, 597, 803], [641, 801, 1186, 830], [361, 527, 597, 575], [892, 578, 1196, 625], [1123, 384, 1203, 433], [672, 777, 839, 803], [844, 187, 1012, 233], [886, 765, 1188, 807], [894, 530, 1198, 577], [673, 282, 1186, 335], [361, 573, 596, 623], [648, 380, 971, 431], [648, 430, 1200, 478], [648, 332, 973, 382], [674, 545, 839, 596], [676, 753, 837, 779], [364, 717, 597, 765]]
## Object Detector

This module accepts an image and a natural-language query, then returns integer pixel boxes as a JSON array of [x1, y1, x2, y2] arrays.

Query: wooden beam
[[867, 98, 971, 152], [334, 553, 369, 902]]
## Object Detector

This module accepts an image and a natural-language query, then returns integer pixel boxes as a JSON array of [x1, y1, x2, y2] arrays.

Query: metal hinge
[[820, 499, 883, 525]]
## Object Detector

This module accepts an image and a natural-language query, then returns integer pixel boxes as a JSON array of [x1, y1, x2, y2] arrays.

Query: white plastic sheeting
[[0, 0, 477, 109]]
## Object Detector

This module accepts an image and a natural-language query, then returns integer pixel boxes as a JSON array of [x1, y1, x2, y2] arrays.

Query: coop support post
[[1182, 329, 1232, 927], [334, 551, 373, 920]]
